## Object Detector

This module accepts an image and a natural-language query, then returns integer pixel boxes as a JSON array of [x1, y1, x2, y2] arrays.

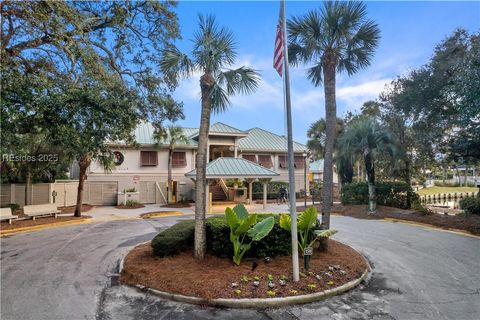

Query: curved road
[[1, 216, 479, 320]]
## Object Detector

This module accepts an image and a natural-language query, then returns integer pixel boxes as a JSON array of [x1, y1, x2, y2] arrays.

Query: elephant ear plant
[[225, 204, 274, 265], [279, 207, 337, 254]]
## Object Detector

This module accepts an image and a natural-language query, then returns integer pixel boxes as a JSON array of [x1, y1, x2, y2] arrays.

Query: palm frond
[[159, 45, 194, 88], [217, 67, 261, 96], [209, 84, 231, 114], [193, 14, 237, 73]]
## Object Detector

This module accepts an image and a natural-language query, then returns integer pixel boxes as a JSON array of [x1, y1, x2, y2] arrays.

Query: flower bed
[[120, 239, 367, 300]]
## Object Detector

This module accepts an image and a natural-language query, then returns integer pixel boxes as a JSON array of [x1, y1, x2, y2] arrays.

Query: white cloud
[[337, 78, 391, 111]]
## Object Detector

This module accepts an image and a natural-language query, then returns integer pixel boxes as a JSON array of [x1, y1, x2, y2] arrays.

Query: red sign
[[133, 176, 140, 181]]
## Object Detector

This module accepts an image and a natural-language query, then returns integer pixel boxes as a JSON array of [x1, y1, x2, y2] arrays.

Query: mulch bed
[[160, 202, 192, 208], [115, 204, 145, 209], [120, 240, 367, 300], [58, 204, 94, 214], [0, 215, 92, 231], [297, 204, 480, 236]]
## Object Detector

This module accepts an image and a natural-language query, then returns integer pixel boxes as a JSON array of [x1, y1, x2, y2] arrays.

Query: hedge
[[151, 219, 195, 257], [459, 197, 480, 216], [151, 215, 294, 258], [340, 181, 418, 209]]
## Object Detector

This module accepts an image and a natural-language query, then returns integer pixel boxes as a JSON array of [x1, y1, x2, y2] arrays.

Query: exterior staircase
[[210, 184, 227, 201]]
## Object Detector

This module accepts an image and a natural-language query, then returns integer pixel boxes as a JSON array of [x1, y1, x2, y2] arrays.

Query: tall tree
[[288, 1, 380, 227], [154, 126, 189, 204], [1, 1, 184, 215], [338, 117, 399, 214], [160, 15, 260, 259]]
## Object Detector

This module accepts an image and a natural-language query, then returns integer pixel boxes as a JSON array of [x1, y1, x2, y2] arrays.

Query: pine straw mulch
[[0, 215, 92, 231], [115, 204, 145, 209], [160, 202, 193, 208], [296, 204, 480, 236], [120, 240, 367, 300]]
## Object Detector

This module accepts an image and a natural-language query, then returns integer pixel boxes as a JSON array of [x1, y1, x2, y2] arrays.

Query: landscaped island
[[120, 205, 369, 305]]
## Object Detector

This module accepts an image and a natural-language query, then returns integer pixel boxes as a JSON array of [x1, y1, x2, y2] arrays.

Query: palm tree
[[154, 125, 189, 204], [337, 116, 398, 214], [288, 1, 380, 228], [160, 15, 260, 259], [307, 117, 344, 160]]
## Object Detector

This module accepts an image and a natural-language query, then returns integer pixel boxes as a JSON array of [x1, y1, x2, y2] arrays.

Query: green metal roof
[[185, 157, 279, 178], [210, 122, 246, 134], [131, 122, 307, 152], [309, 159, 324, 172], [133, 122, 197, 146], [238, 128, 306, 152]]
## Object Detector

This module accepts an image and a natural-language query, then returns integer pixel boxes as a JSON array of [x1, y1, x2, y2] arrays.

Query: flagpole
[[281, 0, 300, 282]]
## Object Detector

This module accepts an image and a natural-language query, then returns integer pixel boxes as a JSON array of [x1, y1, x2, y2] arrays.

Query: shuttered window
[[258, 155, 273, 168], [294, 156, 305, 169], [278, 155, 288, 168], [172, 152, 187, 168], [140, 151, 158, 166], [242, 154, 257, 163]]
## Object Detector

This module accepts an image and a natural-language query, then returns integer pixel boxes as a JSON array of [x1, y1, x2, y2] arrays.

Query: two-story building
[[85, 122, 309, 205]]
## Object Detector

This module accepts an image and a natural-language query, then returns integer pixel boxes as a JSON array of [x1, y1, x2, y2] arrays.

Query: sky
[[168, 1, 480, 144]]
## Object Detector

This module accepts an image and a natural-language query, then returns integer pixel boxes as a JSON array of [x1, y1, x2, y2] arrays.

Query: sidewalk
[[87, 201, 308, 221]]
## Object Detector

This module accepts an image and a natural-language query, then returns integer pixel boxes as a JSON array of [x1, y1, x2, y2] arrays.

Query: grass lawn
[[417, 186, 479, 195]]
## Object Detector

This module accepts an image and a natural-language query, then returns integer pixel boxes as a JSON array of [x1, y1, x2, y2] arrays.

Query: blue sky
[[169, 1, 480, 144]]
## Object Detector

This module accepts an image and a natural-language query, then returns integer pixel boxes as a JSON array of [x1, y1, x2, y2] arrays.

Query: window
[[258, 155, 273, 168], [278, 155, 288, 168], [242, 154, 257, 163], [140, 151, 158, 166], [172, 152, 187, 168], [294, 156, 304, 169]]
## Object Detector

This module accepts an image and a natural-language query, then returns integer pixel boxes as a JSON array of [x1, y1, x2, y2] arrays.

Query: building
[[85, 122, 309, 205], [309, 159, 339, 184]]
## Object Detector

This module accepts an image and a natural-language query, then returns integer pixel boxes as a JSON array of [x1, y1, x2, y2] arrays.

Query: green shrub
[[459, 197, 480, 216], [341, 181, 418, 209], [151, 219, 195, 257], [206, 215, 292, 258], [1, 203, 20, 212], [125, 199, 141, 207]]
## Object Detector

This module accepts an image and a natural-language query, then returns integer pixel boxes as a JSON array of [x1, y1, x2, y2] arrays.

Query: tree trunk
[[321, 52, 337, 229], [25, 167, 32, 206], [74, 155, 91, 217], [442, 165, 446, 184], [194, 73, 214, 259], [168, 148, 173, 203], [404, 157, 412, 209], [464, 166, 468, 187], [364, 149, 376, 215]]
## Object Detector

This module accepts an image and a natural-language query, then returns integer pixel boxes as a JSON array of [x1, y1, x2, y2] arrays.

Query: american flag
[[273, 4, 284, 77]]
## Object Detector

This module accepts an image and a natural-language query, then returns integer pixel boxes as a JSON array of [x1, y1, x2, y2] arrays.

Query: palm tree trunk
[[194, 73, 215, 259], [321, 53, 337, 229], [74, 155, 91, 217], [364, 149, 376, 214], [168, 148, 173, 203]]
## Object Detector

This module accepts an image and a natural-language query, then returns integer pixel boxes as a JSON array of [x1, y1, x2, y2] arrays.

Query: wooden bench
[[23, 204, 60, 221], [0, 207, 18, 224]]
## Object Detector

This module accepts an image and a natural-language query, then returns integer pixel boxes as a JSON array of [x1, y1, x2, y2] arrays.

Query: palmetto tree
[[154, 125, 189, 204], [160, 15, 260, 259], [307, 117, 344, 160], [288, 1, 380, 228], [338, 116, 398, 214]]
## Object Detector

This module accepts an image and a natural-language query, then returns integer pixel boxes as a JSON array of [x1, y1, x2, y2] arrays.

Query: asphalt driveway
[[1, 215, 479, 320]]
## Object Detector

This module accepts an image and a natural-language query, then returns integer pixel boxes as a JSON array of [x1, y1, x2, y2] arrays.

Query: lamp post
[[303, 150, 307, 208]]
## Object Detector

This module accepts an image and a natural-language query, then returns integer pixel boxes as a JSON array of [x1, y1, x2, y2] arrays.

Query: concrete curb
[[119, 242, 371, 309], [0, 218, 93, 237], [382, 218, 480, 239]]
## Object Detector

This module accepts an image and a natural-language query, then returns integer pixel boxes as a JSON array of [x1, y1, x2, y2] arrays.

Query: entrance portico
[[185, 157, 279, 212]]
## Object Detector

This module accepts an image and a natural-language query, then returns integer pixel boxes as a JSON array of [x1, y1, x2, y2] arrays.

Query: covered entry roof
[[185, 157, 279, 179]]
